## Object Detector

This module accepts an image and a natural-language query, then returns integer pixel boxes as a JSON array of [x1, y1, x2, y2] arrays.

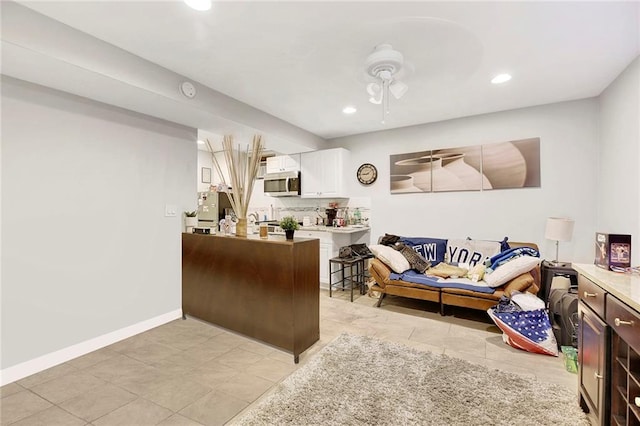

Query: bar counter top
[[573, 263, 640, 312], [182, 232, 320, 363]]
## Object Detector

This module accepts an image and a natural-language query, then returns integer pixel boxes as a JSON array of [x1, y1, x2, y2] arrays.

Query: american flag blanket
[[487, 292, 559, 357]]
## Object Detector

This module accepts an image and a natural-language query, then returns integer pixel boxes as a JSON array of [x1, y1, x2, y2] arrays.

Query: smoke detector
[[179, 81, 197, 99]]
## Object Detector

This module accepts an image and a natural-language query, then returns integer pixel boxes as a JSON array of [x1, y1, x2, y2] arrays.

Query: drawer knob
[[583, 291, 597, 298], [594, 372, 603, 380], [635, 396, 640, 407], [614, 318, 634, 327]]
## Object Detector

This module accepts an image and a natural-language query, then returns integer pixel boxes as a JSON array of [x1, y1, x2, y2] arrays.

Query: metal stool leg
[[329, 259, 337, 298], [360, 259, 367, 294], [350, 262, 354, 302]]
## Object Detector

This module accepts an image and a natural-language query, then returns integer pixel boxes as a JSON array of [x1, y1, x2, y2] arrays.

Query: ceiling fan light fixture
[[364, 43, 408, 124], [366, 82, 381, 97], [365, 44, 404, 77], [389, 80, 408, 99]]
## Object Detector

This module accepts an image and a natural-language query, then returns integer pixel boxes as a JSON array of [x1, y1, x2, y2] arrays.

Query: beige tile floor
[[1, 289, 578, 426]]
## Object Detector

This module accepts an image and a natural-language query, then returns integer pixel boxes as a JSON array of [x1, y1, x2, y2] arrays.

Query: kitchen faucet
[[248, 212, 259, 223]]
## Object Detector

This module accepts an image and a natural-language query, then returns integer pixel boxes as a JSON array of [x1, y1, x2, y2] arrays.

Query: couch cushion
[[369, 244, 410, 273], [484, 256, 541, 288], [399, 237, 448, 264], [390, 269, 495, 294]]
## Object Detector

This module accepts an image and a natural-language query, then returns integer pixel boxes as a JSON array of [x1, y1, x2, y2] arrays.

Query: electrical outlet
[[165, 204, 177, 217]]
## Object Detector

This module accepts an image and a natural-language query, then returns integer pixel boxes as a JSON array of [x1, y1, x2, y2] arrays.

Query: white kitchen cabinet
[[297, 229, 358, 285], [300, 148, 349, 198], [319, 243, 331, 283], [266, 154, 300, 174]]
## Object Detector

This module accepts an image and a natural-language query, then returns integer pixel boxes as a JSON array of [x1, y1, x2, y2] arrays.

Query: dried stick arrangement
[[207, 134, 264, 219]]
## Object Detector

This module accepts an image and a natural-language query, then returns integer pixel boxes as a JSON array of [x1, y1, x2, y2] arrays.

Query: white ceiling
[[15, 1, 640, 140]]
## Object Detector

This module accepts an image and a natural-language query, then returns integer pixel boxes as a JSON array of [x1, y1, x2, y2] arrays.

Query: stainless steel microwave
[[263, 171, 301, 197]]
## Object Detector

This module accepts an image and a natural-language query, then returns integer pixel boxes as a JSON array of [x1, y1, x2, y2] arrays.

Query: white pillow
[[369, 244, 411, 273], [446, 238, 501, 267], [483, 255, 541, 288]]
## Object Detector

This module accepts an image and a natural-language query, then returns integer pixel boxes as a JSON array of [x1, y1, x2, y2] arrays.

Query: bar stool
[[329, 256, 365, 302]]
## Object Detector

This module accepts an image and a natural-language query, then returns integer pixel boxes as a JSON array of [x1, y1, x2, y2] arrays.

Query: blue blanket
[[389, 270, 495, 294]]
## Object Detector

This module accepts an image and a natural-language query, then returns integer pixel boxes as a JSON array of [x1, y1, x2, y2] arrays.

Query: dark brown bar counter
[[182, 233, 320, 363]]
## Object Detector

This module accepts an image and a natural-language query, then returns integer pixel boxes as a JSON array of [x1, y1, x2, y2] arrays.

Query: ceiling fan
[[365, 44, 408, 124]]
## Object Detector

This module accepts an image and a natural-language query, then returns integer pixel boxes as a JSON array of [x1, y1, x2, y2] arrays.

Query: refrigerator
[[197, 191, 234, 229]]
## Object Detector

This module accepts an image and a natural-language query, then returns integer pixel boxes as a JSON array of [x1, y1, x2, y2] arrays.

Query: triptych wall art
[[389, 137, 541, 193]]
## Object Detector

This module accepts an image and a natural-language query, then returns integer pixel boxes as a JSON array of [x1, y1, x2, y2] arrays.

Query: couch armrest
[[501, 272, 538, 297], [369, 258, 393, 289]]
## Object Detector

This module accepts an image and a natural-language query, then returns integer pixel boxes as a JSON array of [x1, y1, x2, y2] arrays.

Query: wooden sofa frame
[[368, 242, 541, 316]]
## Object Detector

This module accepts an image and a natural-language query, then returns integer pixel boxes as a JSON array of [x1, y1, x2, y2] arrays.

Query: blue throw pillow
[[399, 237, 448, 264]]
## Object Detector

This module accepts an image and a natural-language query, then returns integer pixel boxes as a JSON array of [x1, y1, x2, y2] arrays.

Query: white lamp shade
[[545, 217, 575, 241]]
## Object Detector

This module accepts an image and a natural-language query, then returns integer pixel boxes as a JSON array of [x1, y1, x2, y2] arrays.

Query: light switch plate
[[165, 204, 177, 217]]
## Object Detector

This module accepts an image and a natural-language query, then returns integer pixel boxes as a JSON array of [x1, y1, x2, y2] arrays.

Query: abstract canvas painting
[[390, 138, 540, 194]]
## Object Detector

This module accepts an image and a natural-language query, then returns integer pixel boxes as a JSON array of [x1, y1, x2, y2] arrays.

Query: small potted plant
[[279, 216, 300, 240], [184, 210, 198, 229]]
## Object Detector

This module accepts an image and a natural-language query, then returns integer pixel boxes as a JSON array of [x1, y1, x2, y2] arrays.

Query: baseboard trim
[[0, 309, 182, 386]]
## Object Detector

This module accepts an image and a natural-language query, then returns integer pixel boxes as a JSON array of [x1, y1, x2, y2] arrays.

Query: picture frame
[[389, 137, 540, 194], [201, 167, 211, 183]]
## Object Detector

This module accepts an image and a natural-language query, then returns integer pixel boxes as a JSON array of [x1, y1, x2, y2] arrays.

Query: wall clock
[[357, 163, 378, 185]]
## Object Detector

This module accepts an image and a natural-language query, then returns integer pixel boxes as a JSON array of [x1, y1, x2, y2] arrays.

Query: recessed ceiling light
[[184, 0, 211, 11], [491, 73, 512, 84], [342, 106, 357, 114], [197, 140, 205, 145]]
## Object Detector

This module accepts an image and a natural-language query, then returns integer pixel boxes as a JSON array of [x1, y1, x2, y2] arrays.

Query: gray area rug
[[233, 333, 589, 426]]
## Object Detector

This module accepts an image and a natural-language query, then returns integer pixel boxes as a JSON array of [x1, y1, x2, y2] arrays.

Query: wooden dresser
[[182, 233, 320, 363], [574, 264, 640, 426]]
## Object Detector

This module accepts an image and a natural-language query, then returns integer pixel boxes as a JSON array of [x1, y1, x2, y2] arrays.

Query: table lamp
[[545, 217, 575, 265]]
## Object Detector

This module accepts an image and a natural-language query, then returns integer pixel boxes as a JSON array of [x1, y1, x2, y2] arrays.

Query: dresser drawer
[[578, 274, 606, 318], [606, 294, 640, 353]]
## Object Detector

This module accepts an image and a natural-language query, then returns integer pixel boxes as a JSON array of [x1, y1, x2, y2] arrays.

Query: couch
[[368, 241, 541, 315]]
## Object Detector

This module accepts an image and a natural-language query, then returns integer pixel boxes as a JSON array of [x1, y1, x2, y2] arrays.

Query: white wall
[[1, 2, 324, 155], [329, 99, 599, 263], [1, 77, 196, 373], [597, 56, 640, 265]]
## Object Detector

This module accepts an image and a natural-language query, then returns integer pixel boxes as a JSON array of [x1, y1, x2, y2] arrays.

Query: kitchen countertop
[[573, 263, 640, 312], [297, 225, 370, 234]]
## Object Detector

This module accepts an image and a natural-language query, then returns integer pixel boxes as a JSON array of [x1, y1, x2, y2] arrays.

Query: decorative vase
[[285, 229, 295, 240], [437, 153, 492, 190], [185, 216, 198, 229], [479, 142, 527, 189], [235, 217, 248, 237], [390, 175, 420, 193], [395, 156, 465, 192]]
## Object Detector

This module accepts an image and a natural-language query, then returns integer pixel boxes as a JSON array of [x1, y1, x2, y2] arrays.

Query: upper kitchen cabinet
[[266, 154, 300, 174], [301, 148, 350, 198]]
